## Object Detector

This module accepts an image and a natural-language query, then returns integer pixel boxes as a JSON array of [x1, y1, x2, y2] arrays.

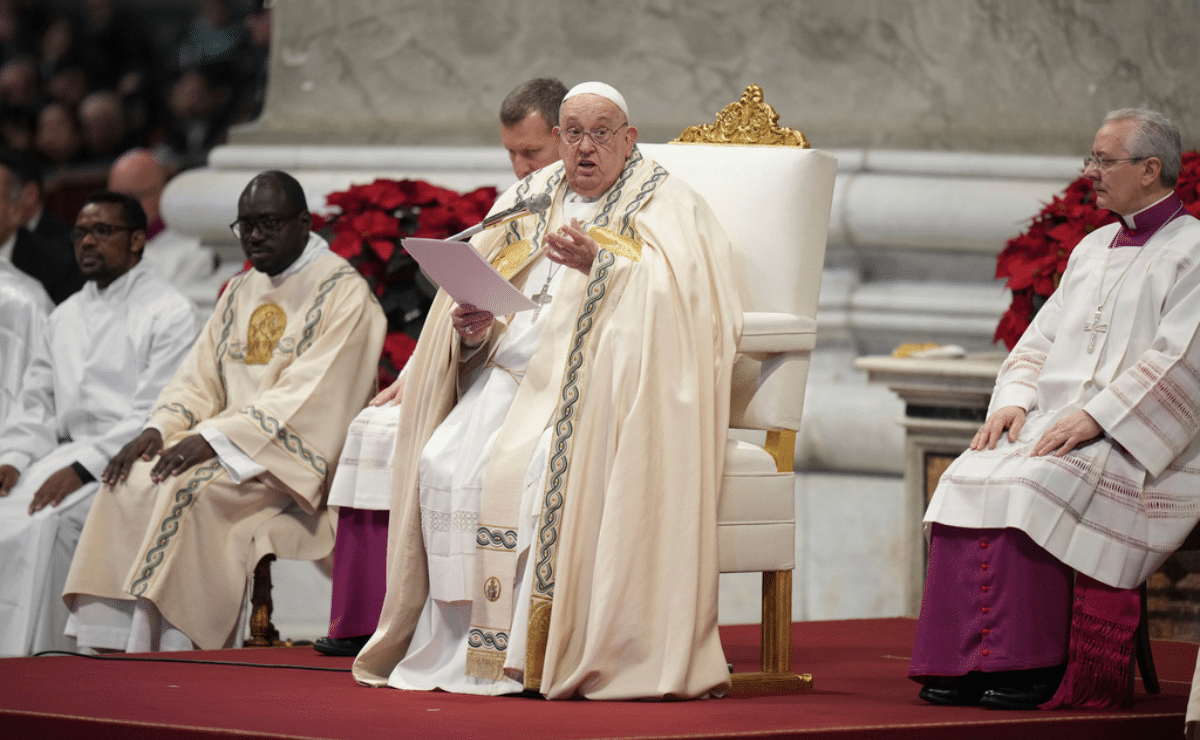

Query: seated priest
[[351, 82, 742, 700], [63, 170, 386, 652], [910, 108, 1200, 710], [0, 259, 52, 424], [0, 191, 196, 656], [314, 76, 569, 658]]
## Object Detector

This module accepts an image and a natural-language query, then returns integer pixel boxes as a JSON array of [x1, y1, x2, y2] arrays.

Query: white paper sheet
[[401, 238, 536, 315]]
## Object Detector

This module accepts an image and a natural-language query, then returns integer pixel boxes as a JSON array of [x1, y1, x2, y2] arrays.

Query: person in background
[[0, 146, 82, 303], [107, 147, 217, 298], [312, 77, 569, 659]]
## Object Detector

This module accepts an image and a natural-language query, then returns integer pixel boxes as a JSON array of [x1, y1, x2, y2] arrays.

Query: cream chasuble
[[354, 149, 742, 700], [64, 237, 386, 650], [0, 260, 196, 656], [926, 202, 1200, 589]]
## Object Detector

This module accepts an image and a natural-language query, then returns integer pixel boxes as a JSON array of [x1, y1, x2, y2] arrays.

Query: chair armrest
[[739, 312, 816, 354]]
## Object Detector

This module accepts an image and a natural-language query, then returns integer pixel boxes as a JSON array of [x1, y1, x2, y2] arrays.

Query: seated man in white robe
[[314, 76, 569, 658], [352, 82, 742, 700], [0, 259, 52, 424], [63, 170, 386, 652], [0, 191, 196, 657], [911, 108, 1200, 710]]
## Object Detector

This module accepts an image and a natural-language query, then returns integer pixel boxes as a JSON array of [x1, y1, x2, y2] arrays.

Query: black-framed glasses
[[1083, 155, 1147, 171], [71, 223, 130, 244], [229, 211, 303, 240], [558, 123, 628, 147]]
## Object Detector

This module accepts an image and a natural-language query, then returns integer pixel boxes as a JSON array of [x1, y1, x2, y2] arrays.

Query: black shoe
[[313, 635, 370, 657], [979, 682, 1058, 710], [918, 684, 983, 706]]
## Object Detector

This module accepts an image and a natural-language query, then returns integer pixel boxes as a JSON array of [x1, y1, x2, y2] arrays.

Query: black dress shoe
[[918, 684, 983, 706], [979, 682, 1058, 710], [313, 635, 370, 657]]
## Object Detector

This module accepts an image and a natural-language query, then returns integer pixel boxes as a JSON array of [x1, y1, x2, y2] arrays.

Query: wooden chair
[[243, 503, 335, 647], [641, 84, 837, 695]]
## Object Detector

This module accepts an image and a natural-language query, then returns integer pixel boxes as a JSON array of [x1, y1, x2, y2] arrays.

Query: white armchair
[[641, 84, 836, 694]]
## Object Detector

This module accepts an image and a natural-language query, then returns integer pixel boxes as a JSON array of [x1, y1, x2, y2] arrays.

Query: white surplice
[[926, 210, 1200, 589], [0, 260, 197, 656], [389, 197, 589, 695], [0, 261, 52, 426]]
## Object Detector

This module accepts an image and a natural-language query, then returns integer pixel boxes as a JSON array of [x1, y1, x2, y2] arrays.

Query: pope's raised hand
[[544, 218, 598, 275], [103, 428, 164, 485]]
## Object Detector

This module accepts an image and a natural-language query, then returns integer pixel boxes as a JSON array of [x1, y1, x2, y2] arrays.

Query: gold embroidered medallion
[[247, 303, 287, 365], [483, 576, 502, 602], [490, 239, 534, 279]]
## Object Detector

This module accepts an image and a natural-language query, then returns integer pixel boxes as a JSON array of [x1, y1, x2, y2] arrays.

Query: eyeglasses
[[229, 211, 302, 240], [1083, 155, 1147, 171], [558, 123, 628, 147], [71, 223, 130, 244]]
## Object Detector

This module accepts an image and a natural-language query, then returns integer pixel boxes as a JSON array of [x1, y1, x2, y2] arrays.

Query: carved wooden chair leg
[[245, 553, 280, 648]]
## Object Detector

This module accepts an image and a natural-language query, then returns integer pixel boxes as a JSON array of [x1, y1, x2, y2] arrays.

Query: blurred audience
[[78, 90, 133, 167], [34, 100, 82, 172], [0, 146, 82, 303], [9, 0, 272, 182]]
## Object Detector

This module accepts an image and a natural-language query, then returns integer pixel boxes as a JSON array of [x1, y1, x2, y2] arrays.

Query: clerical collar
[[1111, 192, 1187, 248], [0, 231, 14, 263], [268, 232, 330, 288]]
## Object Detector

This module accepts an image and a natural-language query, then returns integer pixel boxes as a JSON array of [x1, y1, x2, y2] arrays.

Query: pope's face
[[1087, 119, 1157, 217], [236, 177, 310, 276], [556, 94, 637, 198], [502, 110, 560, 180]]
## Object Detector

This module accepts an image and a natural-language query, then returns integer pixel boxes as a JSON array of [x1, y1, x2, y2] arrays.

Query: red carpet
[[0, 618, 1192, 739]]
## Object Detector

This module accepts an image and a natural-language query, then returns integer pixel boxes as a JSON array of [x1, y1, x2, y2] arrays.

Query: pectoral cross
[[531, 277, 553, 321], [1084, 308, 1107, 353]]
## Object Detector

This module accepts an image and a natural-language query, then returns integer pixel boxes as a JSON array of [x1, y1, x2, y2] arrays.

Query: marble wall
[[245, 0, 1200, 153]]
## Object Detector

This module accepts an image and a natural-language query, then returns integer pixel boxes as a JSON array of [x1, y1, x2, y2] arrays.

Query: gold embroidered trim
[[246, 303, 286, 365], [491, 239, 534, 279], [525, 598, 552, 691], [589, 227, 643, 262], [673, 84, 810, 148]]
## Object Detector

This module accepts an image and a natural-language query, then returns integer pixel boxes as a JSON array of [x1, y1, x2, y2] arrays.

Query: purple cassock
[[909, 523, 1073, 680], [327, 507, 389, 639]]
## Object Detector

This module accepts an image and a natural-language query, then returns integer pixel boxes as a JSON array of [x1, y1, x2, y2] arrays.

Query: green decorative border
[[129, 460, 223, 596], [296, 266, 358, 357], [533, 248, 617, 597], [239, 405, 329, 478], [154, 403, 199, 430]]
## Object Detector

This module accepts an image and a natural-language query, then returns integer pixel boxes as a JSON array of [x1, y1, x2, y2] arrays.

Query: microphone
[[447, 193, 552, 241]]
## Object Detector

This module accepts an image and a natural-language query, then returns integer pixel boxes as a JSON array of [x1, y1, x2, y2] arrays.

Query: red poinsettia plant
[[313, 179, 498, 386], [993, 151, 1200, 349]]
